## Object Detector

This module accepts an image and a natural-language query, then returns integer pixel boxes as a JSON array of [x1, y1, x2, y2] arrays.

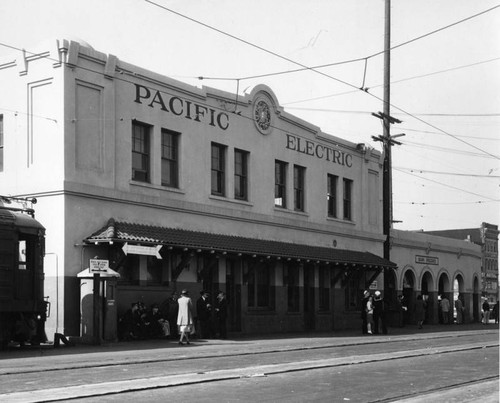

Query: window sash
[[248, 263, 273, 309], [211, 143, 225, 196], [161, 130, 179, 187], [327, 174, 338, 218], [234, 149, 248, 200], [343, 178, 353, 220], [132, 122, 150, 182], [294, 165, 305, 211], [274, 161, 287, 208]]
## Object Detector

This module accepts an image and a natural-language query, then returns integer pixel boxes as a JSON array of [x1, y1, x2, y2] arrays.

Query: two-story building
[[1, 38, 398, 340]]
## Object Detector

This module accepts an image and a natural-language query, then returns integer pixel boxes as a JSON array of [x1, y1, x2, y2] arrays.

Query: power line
[[283, 56, 500, 106], [399, 140, 500, 159], [285, 106, 500, 118], [394, 167, 500, 178], [394, 168, 499, 201], [144, 0, 500, 160], [399, 127, 500, 141], [395, 200, 499, 205]]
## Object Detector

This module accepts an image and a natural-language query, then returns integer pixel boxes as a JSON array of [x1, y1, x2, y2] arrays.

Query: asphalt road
[[0, 324, 498, 402]]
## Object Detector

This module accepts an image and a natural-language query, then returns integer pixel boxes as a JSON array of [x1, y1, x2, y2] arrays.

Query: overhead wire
[[394, 168, 499, 201], [283, 56, 500, 106], [2, 4, 499, 206], [144, 0, 500, 161], [394, 167, 500, 178]]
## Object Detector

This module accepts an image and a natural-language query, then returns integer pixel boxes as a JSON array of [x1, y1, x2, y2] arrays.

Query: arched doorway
[[473, 276, 480, 322], [402, 269, 416, 324], [438, 272, 451, 324], [421, 271, 434, 324], [453, 274, 465, 324]]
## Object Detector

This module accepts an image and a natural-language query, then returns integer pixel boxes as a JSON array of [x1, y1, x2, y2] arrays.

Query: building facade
[[423, 223, 499, 305], [1, 39, 397, 340], [389, 230, 482, 325]]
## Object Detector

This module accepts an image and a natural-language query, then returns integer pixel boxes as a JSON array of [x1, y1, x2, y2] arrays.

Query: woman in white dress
[[177, 289, 194, 345]]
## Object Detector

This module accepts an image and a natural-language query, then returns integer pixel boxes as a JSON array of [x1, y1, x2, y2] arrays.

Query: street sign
[[122, 243, 162, 259], [89, 259, 110, 273]]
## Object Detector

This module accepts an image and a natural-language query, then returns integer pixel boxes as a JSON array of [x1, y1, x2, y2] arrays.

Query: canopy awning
[[84, 218, 397, 270]]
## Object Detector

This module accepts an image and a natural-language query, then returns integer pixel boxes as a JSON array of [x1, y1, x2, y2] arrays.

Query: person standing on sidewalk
[[215, 291, 228, 339], [492, 301, 499, 324], [197, 291, 213, 339], [482, 299, 491, 325], [366, 295, 374, 335], [415, 295, 425, 329], [361, 290, 370, 334], [373, 291, 388, 334], [440, 295, 451, 324], [177, 289, 194, 345], [455, 295, 465, 324]]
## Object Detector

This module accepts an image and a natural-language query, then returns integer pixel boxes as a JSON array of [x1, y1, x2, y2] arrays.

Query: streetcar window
[[18, 240, 27, 270]]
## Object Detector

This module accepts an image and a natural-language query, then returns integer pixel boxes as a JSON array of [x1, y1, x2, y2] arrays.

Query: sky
[[0, 0, 499, 232]]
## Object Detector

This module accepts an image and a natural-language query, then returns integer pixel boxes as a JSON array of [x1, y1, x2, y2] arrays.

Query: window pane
[[234, 149, 248, 200], [132, 122, 149, 182], [147, 256, 162, 284], [211, 143, 226, 196], [327, 174, 338, 218], [275, 161, 287, 208], [343, 178, 352, 220], [161, 129, 179, 187], [294, 165, 305, 211]]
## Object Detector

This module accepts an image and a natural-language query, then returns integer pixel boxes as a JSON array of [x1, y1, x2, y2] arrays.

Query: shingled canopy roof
[[84, 218, 397, 269]]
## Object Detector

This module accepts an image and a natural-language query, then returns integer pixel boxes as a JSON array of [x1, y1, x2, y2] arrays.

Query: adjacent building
[[423, 223, 499, 305]]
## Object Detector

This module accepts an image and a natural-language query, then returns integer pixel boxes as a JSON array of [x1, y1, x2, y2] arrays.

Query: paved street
[[0, 324, 498, 402]]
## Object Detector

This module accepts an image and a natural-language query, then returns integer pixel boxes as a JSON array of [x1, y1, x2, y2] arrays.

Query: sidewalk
[[1, 321, 497, 361]]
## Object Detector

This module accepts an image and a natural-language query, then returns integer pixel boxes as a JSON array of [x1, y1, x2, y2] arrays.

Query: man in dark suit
[[196, 291, 212, 339], [215, 291, 228, 339]]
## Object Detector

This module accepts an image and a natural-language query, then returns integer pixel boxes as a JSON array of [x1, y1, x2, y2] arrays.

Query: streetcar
[[0, 196, 47, 348]]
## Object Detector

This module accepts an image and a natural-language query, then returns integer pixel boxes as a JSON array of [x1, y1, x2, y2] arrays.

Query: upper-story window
[[234, 149, 249, 201], [211, 142, 226, 196], [343, 178, 353, 220], [132, 121, 150, 182], [0, 114, 4, 172], [275, 160, 287, 208], [161, 129, 179, 188], [294, 165, 305, 212], [327, 174, 338, 218]]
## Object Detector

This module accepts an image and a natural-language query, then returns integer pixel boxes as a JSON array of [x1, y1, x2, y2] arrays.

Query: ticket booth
[[78, 259, 119, 344]]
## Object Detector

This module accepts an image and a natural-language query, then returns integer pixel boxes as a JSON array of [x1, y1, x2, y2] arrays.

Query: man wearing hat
[[373, 291, 388, 334], [361, 290, 371, 334], [197, 290, 213, 339]]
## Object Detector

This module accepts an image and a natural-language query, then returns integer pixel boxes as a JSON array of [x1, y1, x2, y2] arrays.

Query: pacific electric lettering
[[134, 84, 229, 130], [286, 134, 353, 167]]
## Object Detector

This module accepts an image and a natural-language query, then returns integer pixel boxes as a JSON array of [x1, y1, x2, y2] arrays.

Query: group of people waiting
[[482, 299, 499, 325], [118, 289, 228, 344], [176, 289, 228, 345], [118, 301, 173, 340], [361, 290, 388, 335]]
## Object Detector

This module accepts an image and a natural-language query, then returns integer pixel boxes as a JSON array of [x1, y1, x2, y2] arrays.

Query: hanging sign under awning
[[122, 242, 162, 259], [89, 259, 109, 272]]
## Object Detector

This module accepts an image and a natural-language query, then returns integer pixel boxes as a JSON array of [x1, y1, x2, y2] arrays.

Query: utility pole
[[372, 0, 404, 262]]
